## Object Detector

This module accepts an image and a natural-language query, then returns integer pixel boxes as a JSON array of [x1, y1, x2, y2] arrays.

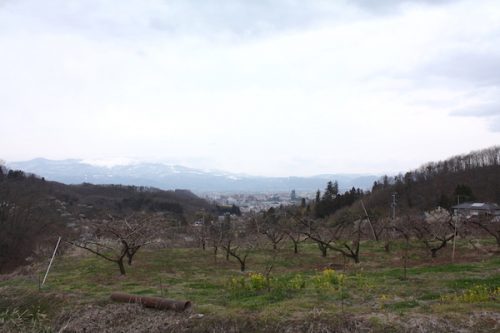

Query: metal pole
[[42, 236, 61, 287]]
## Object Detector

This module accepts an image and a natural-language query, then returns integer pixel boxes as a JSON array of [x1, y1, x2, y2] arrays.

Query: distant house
[[451, 202, 500, 218]]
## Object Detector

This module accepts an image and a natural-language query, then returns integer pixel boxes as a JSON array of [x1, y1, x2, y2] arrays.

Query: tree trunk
[[293, 241, 298, 254], [384, 241, 391, 253], [117, 258, 126, 275], [213, 245, 218, 263], [225, 241, 231, 261], [273, 242, 277, 250], [430, 237, 451, 258], [403, 239, 409, 280], [352, 253, 360, 263], [319, 244, 327, 257]]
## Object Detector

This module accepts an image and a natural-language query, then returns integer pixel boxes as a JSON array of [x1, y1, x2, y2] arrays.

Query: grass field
[[1, 239, 499, 332]]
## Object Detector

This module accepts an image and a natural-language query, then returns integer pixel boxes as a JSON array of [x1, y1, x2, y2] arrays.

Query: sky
[[1, 0, 499, 177]]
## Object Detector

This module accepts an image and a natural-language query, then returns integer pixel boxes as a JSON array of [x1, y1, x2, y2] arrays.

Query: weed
[[312, 269, 345, 291], [0, 306, 50, 333], [440, 285, 500, 303]]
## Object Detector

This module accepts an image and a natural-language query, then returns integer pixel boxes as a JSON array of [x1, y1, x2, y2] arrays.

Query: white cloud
[[0, 0, 499, 176]]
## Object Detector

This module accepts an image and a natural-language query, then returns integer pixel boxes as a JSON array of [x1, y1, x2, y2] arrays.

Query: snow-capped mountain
[[7, 158, 379, 193]]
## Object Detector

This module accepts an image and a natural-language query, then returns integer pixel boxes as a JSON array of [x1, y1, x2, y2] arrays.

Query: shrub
[[312, 269, 346, 291], [249, 273, 267, 291], [288, 274, 306, 290]]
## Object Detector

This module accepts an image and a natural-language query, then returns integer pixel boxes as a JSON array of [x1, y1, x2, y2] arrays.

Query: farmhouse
[[451, 202, 500, 218]]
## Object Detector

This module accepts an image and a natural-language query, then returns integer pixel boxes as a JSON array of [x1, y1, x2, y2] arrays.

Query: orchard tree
[[256, 208, 286, 250], [68, 214, 158, 275], [410, 212, 456, 258], [465, 215, 500, 248], [301, 211, 364, 263], [191, 211, 214, 251], [286, 214, 308, 254], [221, 217, 260, 272]]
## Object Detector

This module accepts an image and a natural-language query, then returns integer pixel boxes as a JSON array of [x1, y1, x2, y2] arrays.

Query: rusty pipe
[[110, 292, 192, 312]]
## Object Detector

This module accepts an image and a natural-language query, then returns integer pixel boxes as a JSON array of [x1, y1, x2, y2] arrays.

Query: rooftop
[[451, 202, 500, 211]]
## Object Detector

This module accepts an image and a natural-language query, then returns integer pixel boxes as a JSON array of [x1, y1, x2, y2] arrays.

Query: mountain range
[[7, 158, 380, 193]]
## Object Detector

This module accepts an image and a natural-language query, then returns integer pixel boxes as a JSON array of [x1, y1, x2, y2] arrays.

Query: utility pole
[[383, 193, 398, 253], [452, 196, 460, 263], [391, 192, 397, 220]]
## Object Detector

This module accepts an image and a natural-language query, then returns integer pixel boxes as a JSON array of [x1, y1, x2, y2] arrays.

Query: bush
[[249, 273, 267, 291], [312, 269, 346, 291]]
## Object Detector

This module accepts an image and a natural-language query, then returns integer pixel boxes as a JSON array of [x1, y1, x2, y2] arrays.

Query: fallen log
[[110, 292, 192, 312]]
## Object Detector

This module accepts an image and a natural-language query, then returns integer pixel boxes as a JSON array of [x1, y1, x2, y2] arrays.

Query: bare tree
[[68, 214, 157, 275], [191, 211, 213, 251], [220, 216, 260, 272], [410, 211, 455, 258], [465, 214, 500, 249], [208, 213, 235, 262], [256, 208, 286, 250], [285, 216, 307, 254], [208, 218, 224, 262], [392, 215, 414, 280], [301, 213, 363, 263], [222, 241, 251, 272], [301, 217, 335, 257]]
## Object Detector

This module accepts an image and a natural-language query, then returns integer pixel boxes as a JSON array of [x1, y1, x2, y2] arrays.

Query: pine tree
[[322, 180, 338, 202]]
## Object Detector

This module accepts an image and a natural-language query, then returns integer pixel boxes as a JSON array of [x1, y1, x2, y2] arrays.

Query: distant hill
[[0, 167, 213, 272], [363, 146, 500, 215], [7, 158, 379, 193], [0, 169, 212, 219]]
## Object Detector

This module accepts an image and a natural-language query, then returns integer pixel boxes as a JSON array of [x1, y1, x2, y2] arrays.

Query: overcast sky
[[1, 0, 499, 176]]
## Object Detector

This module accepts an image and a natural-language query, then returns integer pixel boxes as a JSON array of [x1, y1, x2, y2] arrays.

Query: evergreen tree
[[438, 193, 451, 210], [322, 180, 338, 202], [454, 184, 475, 203]]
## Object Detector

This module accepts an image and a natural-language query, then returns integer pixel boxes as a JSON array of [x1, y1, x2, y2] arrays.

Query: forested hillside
[[364, 146, 500, 215], [0, 167, 212, 273]]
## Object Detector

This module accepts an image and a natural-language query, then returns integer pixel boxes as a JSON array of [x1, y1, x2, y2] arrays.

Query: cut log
[[110, 292, 192, 312]]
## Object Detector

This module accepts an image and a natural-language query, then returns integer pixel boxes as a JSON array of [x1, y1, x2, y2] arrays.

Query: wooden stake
[[361, 200, 377, 241], [42, 236, 61, 287]]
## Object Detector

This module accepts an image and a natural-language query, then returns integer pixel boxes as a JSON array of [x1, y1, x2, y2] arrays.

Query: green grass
[[1, 239, 499, 328], [447, 276, 500, 290]]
